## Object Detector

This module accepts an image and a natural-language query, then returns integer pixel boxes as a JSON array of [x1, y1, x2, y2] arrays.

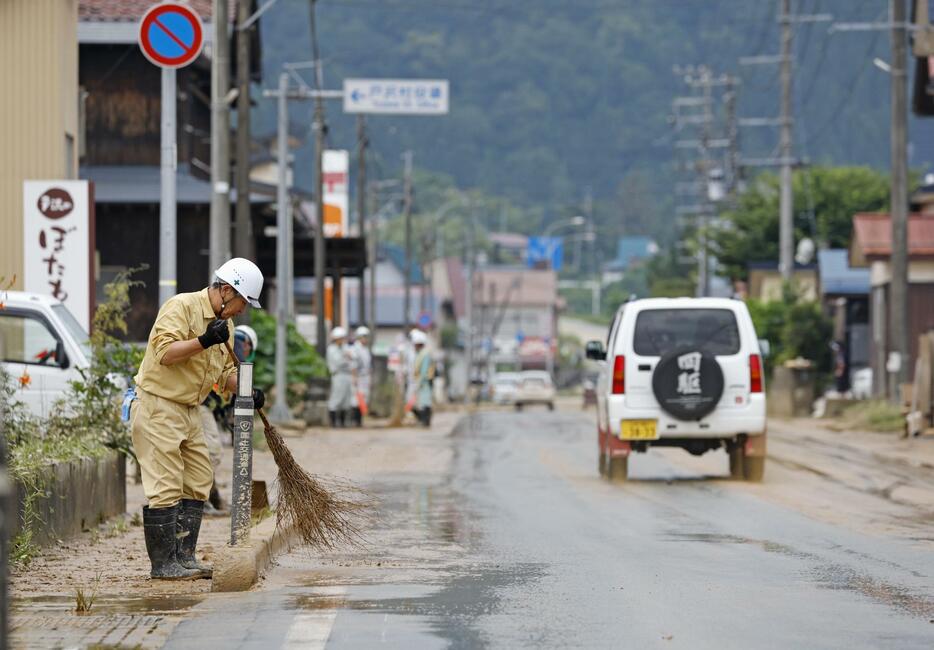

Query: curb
[[211, 515, 298, 592]]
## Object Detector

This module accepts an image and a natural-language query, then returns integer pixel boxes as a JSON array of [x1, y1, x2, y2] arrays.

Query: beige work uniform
[[132, 289, 236, 509]]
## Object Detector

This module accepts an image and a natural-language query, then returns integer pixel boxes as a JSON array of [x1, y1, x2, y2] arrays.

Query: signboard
[[527, 237, 564, 271], [343, 79, 449, 115], [322, 150, 349, 238], [138, 2, 205, 69], [23, 181, 94, 331]]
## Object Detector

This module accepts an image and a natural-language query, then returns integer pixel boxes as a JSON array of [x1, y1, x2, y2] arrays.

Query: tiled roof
[[851, 213, 934, 263], [79, 0, 233, 22]]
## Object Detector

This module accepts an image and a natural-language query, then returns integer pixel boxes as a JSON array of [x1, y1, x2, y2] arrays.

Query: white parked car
[[490, 372, 521, 405], [587, 297, 767, 482], [514, 370, 556, 411], [0, 291, 92, 418]]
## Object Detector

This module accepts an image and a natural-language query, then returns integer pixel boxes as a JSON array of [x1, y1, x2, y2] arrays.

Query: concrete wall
[[13, 451, 126, 546], [0, 0, 79, 289]]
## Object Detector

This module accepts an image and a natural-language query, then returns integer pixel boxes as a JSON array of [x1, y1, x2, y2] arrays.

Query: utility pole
[[367, 182, 378, 347], [356, 116, 367, 326], [779, 0, 794, 281], [209, 0, 231, 276], [739, 7, 830, 279], [234, 0, 253, 261], [891, 0, 910, 394], [269, 72, 291, 423], [830, 2, 910, 398], [402, 150, 414, 332], [313, 89, 327, 356], [464, 203, 476, 406]]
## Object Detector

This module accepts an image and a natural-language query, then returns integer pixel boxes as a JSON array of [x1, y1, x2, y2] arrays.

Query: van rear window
[[632, 308, 740, 356]]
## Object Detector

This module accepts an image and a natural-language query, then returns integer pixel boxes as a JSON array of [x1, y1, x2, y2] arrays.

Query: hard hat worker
[[410, 329, 435, 427], [234, 324, 258, 363], [350, 326, 372, 426], [130, 258, 265, 580], [327, 326, 355, 427]]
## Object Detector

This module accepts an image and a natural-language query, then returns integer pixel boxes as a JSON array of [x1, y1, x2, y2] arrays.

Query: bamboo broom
[[224, 340, 370, 550]]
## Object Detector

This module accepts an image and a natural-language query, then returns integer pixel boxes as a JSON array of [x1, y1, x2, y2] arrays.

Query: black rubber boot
[[206, 483, 228, 516], [143, 505, 201, 580], [421, 407, 432, 427], [329, 410, 338, 428], [352, 407, 362, 427], [338, 410, 347, 428], [177, 499, 212, 578]]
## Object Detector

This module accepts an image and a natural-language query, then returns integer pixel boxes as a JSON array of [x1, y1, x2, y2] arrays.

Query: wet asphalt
[[163, 410, 934, 649]]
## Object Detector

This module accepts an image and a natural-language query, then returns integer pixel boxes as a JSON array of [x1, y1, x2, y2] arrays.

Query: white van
[[0, 291, 92, 418], [587, 297, 767, 482]]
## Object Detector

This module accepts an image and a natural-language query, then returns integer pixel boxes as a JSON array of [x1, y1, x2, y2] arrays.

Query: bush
[[249, 310, 328, 405], [1, 269, 144, 564], [747, 288, 833, 376]]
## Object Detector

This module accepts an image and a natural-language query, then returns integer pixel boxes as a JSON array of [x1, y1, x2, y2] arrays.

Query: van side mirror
[[758, 339, 771, 359], [585, 340, 606, 361], [55, 340, 69, 369]]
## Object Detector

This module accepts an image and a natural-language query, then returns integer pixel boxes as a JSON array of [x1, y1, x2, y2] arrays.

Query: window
[[0, 313, 65, 367], [52, 304, 91, 360], [633, 308, 740, 356]]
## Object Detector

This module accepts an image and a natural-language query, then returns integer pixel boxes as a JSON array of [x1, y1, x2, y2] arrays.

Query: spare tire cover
[[651, 348, 725, 421]]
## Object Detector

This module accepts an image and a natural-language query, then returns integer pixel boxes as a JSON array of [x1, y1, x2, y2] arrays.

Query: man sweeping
[[130, 258, 265, 580], [350, 326, 372, 426], [327, 326, 355, 427]]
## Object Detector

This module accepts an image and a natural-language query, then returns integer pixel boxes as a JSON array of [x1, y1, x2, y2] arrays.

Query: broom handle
[[223, 339, 273, 430]]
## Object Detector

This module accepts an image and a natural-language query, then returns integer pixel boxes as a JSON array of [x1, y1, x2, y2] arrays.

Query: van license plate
[[621, 419, 658, 440]]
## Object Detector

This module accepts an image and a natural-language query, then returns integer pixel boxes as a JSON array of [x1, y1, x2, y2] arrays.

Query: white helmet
[[331, 326, 348, 340], [234, 324, 258, 350], [214, 258, 264, 308], [355, 326, 371, 339], [410, 329, 428, 345]]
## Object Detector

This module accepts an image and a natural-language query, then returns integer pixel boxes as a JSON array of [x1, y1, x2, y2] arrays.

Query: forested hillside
[[258, 0, 934, 250]]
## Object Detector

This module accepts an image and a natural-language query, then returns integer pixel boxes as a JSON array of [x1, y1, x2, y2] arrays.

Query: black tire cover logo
[[651, 348, 724, 421]]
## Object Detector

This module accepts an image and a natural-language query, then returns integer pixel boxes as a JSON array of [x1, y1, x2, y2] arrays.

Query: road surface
[[161, 408, 934, 649]]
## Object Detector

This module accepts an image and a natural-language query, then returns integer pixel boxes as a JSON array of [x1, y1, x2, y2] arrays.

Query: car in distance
[[587, 297, 767, 482], [514, 370, 556, 411], [490, 371, 521, 405]]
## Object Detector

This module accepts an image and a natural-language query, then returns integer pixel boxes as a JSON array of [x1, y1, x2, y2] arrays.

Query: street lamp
[[543, 215, 586, 238]]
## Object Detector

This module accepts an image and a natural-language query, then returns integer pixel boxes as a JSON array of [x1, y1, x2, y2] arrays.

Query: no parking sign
[[138, 2, 204, 69]]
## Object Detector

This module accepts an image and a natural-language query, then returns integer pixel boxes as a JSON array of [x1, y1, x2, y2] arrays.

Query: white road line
[[282, 611, 338, 649]]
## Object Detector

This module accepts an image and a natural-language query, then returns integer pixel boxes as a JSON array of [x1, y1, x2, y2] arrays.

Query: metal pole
[[890, 0, 910, 397], [314, 91, 327, 356], [368, 182, 378, 349], [402, 150, 414, 331], [357, 116, 367, 326], [159, 68, 177, 306], [209, 0, 231, 276], [779, 0, 794, 281], [698, 68, 712, 298], [270, 72, 291, 423], [230, 362, 255, 545], [234, 0, 254, 261], [464, 204, 475, 406]]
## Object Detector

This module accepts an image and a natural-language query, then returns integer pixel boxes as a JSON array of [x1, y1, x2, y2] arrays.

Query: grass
[[74, 571, 103, 613], [840, 400, 905, 433]]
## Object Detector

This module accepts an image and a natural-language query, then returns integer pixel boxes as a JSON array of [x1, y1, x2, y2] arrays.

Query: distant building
[[850, 212, 934, 396], [601, 236, 658, 285], [746, 262, 819, 303], [817, 249, 871, 376]]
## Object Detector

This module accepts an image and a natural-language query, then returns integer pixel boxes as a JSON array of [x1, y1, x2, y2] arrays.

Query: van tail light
[[749, 354, 763, 393], [612, 355, 626, 394]]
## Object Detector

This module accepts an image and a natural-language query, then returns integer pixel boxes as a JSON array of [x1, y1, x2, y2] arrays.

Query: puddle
[[13, 593, 206, 616], [810, 563, 934, 620]]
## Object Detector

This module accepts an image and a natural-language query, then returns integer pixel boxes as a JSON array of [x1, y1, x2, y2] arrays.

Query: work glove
[[252, 388, 266, 410], [198, 319, 230, 349]]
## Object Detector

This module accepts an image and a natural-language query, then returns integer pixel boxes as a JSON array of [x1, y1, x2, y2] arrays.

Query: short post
[[230, 362, 254, 545]]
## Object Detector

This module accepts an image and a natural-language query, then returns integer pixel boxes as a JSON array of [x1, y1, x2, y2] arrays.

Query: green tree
[[712, 166, 891, 280]]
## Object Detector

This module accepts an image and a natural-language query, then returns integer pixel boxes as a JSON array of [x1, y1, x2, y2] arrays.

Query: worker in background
[[129, 258, 265, 580], [327, 326, 355, 427], [200, 324, 259, 516], [351, 326, 372, 427], [411, 329, 435, 426]]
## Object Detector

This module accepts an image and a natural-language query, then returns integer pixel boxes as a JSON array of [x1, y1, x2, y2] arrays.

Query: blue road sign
[[138, 3, 204, 69], [527, 237, 564, 271]]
